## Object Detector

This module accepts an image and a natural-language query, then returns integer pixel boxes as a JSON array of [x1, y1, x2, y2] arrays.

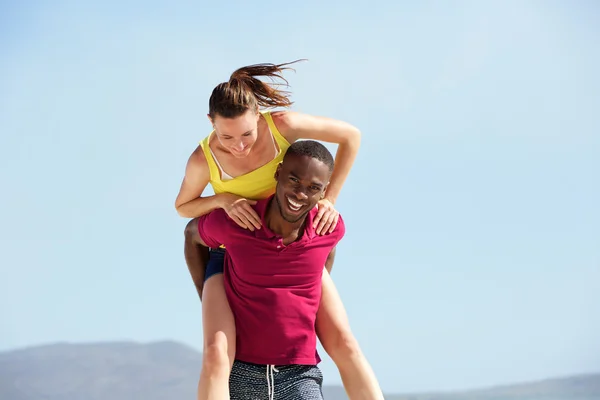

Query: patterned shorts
[[229, 360, 324, 400]]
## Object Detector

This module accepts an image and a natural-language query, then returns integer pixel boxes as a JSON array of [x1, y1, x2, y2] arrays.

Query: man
[[185, 140, 345, 399]]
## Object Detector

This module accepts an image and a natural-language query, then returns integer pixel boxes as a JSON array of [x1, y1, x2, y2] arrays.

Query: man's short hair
[[284, 140, 334, 173]]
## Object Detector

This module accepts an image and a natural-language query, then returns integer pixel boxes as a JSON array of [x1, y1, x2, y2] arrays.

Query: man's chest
[[225, 237, 331, 286]]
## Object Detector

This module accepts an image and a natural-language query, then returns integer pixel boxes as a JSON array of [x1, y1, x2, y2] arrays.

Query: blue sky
[[1, 0, 599, 394]]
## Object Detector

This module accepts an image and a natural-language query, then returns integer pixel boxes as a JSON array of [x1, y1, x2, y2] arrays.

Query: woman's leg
[[316, 269, 384, 400], [197, 250, 236, 400]]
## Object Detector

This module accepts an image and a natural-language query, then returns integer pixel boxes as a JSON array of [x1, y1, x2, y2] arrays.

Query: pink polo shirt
[[197, 196, 345, 366]]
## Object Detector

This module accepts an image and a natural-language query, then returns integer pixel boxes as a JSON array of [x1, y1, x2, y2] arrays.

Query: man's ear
[[274, 162, 282, 180]]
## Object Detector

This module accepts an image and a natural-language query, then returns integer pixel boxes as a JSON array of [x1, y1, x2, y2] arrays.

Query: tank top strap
[[261, 111, 291, 150], [199, 133, 221, 183]]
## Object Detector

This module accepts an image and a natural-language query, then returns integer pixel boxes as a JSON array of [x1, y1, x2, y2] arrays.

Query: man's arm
[[324, 214, 345, 274], [184, 209, 233, 300], [325, 247, 337, 274], [184, 218, 210, 300]]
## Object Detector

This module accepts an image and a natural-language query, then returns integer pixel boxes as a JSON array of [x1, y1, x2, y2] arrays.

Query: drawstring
[[265, 364, 279, 400]]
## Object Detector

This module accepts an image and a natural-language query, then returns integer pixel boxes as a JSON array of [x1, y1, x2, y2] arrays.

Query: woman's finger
[[236, 207, 258, 231], [328, 213, 340, 233], [312, 206, 328, 229], [241, 203, 262, 229], [231, 214, 249, 230], [316, 211, 335, 235]]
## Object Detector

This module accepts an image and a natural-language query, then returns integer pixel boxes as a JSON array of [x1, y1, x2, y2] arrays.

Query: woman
[[176, 60, 383, 400]]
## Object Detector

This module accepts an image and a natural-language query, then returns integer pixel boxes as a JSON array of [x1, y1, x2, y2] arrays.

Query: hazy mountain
[[0, 341, 598, 400]]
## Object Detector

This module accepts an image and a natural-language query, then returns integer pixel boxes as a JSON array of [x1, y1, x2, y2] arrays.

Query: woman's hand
[[220, 193, 262, 231], [312, 198, 339, 235]]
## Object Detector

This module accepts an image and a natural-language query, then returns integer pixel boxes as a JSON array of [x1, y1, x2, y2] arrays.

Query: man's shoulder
[[199, 207, 225, 221], [198, 208, 236, 231], [309, 210, 346, 243], [253, 197, 271, 216], [333, 213, 346, 239], [196, 208, 248, 248]]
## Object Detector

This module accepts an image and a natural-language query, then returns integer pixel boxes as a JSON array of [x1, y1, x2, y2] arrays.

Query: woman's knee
[[201, 332, 230, 377], [204, 329, 229, 351]]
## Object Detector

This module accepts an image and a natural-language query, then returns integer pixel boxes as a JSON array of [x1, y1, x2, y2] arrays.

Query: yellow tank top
[[200, 111, 291, 200]]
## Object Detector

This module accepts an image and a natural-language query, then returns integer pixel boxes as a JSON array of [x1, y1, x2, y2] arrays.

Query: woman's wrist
[[215, 193, 231, 209], [323, 196, 337, 205]]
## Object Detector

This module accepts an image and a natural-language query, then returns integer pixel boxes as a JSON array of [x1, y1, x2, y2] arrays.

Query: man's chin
[[275, 196, 309, 223], [281, 210, 309, 223]]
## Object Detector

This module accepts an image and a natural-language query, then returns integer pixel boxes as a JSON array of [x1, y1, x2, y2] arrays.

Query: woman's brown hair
[[208, 59, 305, 119]]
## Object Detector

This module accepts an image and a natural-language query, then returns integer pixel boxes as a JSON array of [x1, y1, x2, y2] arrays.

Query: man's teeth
[[287, 196, 303, 211]]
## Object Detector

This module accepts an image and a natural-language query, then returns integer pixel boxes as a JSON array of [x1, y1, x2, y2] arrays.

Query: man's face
[[274, 154, 330, 223]]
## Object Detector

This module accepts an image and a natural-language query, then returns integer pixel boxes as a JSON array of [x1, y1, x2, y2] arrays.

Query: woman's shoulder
[[268, 110, 291, 127], [264, 110, 302, 141], [187, 144, 210, 173]]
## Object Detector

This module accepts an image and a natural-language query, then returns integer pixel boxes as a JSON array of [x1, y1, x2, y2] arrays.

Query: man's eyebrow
[[289, 171, 324, 188]]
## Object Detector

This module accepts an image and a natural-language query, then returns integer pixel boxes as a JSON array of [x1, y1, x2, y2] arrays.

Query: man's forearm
[[184, 219, 210, 300]]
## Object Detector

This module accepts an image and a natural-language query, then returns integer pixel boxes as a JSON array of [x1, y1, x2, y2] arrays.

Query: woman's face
[[210, 109, 260, 158]]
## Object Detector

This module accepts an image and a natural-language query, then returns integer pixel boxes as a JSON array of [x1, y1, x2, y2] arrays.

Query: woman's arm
[[273, 111, 361, 204], [175, 147, 223, 218], [272, 111, 360, 234], [175, 147, 261, 230]]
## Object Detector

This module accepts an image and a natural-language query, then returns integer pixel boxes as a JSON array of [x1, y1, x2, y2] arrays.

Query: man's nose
[[293, 189, 309, 200]]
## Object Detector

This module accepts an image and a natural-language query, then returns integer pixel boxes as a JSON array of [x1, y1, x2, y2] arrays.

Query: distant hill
[[0, 341, 598, 400]]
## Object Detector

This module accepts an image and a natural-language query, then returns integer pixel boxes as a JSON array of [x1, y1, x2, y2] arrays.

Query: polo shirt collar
[[256, 195, 316, 242]]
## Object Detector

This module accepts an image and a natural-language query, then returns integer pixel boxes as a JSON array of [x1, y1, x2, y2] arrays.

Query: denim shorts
[[204, 248, 226, 281]]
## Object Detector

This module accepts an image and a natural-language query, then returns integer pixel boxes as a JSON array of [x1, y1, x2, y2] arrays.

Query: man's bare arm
[[325, 247, 337, 274], [184, 218, 210, 300]]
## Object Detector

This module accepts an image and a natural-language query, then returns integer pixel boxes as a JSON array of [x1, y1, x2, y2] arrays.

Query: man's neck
[[265, 198, 307, 245]]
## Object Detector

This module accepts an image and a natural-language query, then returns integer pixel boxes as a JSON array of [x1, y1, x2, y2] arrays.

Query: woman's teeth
[[286, 196, 303, 211]]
